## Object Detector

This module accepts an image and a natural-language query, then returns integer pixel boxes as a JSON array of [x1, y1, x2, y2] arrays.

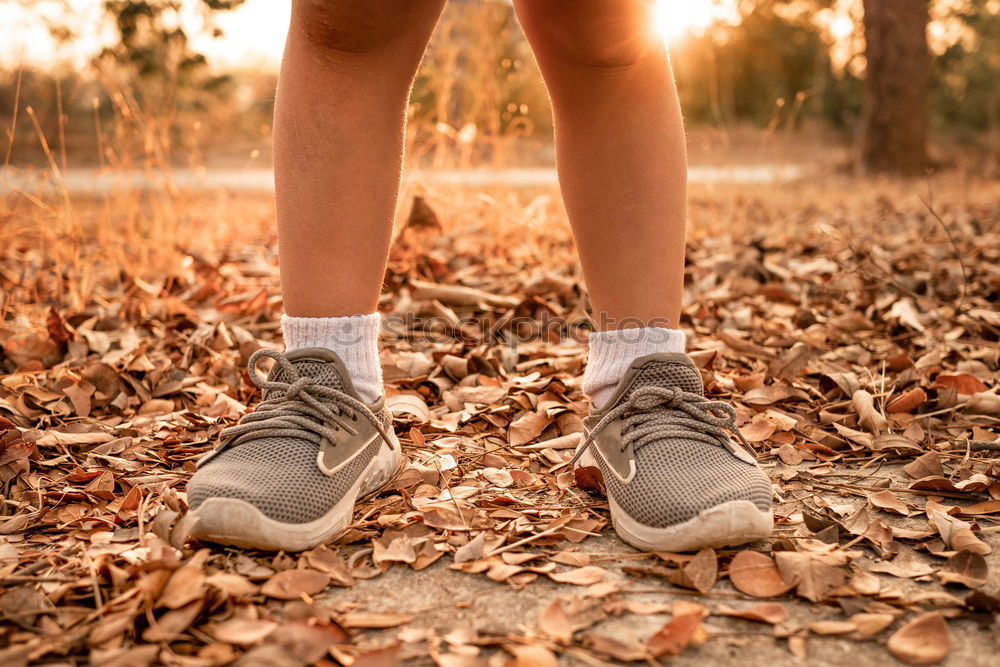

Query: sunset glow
[[653, 0, 741, 42]]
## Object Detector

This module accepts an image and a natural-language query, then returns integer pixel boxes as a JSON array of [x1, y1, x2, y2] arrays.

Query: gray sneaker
[[186, 348, 401, 551], [574, 353, 773, 552]]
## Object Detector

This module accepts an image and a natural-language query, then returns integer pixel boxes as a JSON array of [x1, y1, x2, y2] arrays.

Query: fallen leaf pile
[[1, 177, 999, 664]]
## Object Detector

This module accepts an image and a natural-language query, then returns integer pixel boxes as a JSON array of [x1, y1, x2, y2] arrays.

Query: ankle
[[583, 326, 686, 409], [281, 313, 383, 403]]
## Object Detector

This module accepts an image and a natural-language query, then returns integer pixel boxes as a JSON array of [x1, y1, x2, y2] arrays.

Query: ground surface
[[2, 174, 1000, 665]]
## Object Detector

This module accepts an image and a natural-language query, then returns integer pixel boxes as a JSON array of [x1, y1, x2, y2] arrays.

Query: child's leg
[[186, 1, 445, 552], [515, 1, 773, 552], [513, 0, 686, 331], [275, 0, 446, 318]]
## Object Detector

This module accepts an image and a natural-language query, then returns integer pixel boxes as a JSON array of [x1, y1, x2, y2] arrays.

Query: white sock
[[583, 326, 687, 410], [280, 313, 383, 403]]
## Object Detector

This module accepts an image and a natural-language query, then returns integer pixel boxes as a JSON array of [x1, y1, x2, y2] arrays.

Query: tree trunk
[[861, 0, 931, 174]]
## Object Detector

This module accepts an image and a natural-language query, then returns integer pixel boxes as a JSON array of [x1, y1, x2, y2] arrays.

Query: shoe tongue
[[264, 348, 355, 398], [621, 353, 704, 398]]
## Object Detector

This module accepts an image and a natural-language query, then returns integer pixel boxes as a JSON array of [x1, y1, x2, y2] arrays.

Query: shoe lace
[[570, 385, 752, 466], [218, 349, 392, 450]]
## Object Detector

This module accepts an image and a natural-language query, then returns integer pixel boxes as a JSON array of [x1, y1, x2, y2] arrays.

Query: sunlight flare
[[653, 0, 739, 42]]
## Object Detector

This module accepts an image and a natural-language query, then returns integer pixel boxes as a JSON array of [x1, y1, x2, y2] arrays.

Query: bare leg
[[275, 0, 445, 317], [513, 0, 686, 330]]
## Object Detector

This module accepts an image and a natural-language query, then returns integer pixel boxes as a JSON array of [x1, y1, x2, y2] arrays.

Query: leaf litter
[[1, 178, 999, 664]]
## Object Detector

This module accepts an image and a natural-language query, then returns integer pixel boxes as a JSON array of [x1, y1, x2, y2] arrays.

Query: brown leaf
[[869, 547, 935, 579], [777, 443, 803, 465], [548, 566, 607, 586], [773, 551, 847, 603], [585, 633, 649, 662], [421, 507, 469, 531], [646, 600, 707, 657], [574, 465, 605, 495], [157, 550, 209, 609], [808, 620, 856, 635], [3, 332, 61, 368], [668, 548, 717, 594], [938, 549, 988, 588], [264, 621, 350, 663], [538, 599, 572, 643], [260, 569, 329, 600], [849, 613, 895, 638], [727, 550, 795, 598], [928, 509, 992, 555], [142, 600, 203, 642], [453, 532, 487, 563], [405, 195, 441, 230], [868, 489, 910, 515], [933, 373, 987, 395], [887, 387, 927, 414], [209, 618, 278, 645], [853, 389, 888, 433], [206, 572, 259, 597], [743, 385, 809, 406], [740, 419, 777, 443], [507, 645, 558, 667], [716, 602, 786, 624], [507, 410, 552, 447], [46, 307, 72, 345], [903, 452, 943, 479], [887, 611, 951, 665], [340, 611, 413, 629], [303, 545, 356, 587]]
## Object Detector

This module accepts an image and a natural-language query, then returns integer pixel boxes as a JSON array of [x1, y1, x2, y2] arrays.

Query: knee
[[291, 0, 443, 59], [515, 0, 661, 69]]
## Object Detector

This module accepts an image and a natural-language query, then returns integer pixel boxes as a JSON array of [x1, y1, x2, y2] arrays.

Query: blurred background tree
[[861, 0, 930, 174], [1, 0, 997, 175]]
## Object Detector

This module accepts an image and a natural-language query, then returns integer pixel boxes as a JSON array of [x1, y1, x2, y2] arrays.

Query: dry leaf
[[717, 603, 786, 625], [507, 644, 558, 667], [887, 611, 951, 665], [548, 566, 607, 586], [809, 620, 856, 635], [728, 550, 795, 597], [937, 549, 988, 588], [853, 389, 888, 433], [773, 551, 847, 602], [887, 387, 927, 414], [646, 600, 707, 657], [538, 599, 572, 644], [668, 548, 717, 594], [928, 509, 992, 555], [260, 569, 330, 600], [869, 490, 910, 515], [340, 612, 413, 629], [209, 618, 278, 645], [849, 613, 894, 638], [157, 550, 208, 609]]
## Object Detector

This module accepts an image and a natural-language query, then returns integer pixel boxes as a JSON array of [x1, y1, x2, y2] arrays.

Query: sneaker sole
[[576, 449, 773, 552], [188, 432, 402, 552], [609, 495, 773, 552]]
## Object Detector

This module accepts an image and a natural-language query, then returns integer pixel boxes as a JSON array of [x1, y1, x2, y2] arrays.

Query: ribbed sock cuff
[[583, 326, 687, 409], [280, 313, 383, 403]]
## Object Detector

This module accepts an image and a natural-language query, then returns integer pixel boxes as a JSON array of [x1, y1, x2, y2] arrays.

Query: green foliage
[[932, 0, 1000, 135], [671, 3, 859, 128]]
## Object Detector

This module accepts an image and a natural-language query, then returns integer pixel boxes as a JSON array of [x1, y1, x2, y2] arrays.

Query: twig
[[920, 195, 969, 314], [486, 523, 601, 558], [0, 574, 75, 584]]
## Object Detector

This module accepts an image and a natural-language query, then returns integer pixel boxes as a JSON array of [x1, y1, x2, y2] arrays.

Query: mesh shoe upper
[[186, 348, 392, 525], [581, 353, 772, 529]]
